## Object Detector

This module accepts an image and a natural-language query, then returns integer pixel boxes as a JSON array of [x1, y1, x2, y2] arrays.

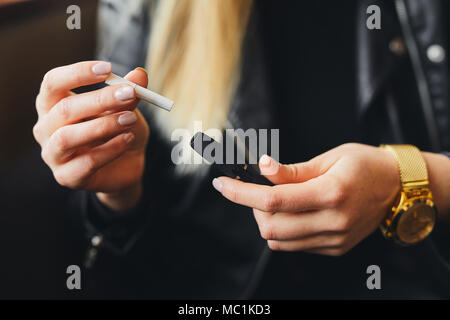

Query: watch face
[[397, 202, 436, 244]]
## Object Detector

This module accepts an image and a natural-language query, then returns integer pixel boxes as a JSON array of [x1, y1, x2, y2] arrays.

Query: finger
[[42, 84, 137, 135], [259, 154, 323, 185], [53, 132, 135, 189], [253, 209, 335, 240], [124, 67, 149, 88], [88, 67, 149, 119], [304, 247, 349, 257], [267, 234, 344, 252], [44, 111, 138, 164], [213, 175, 332, 212], [40, 67, 150, 137], [37, 61, 113, 114]]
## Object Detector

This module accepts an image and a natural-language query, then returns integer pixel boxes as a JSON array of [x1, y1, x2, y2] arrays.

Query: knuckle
[[40, 147, 50, 164], [263, 189, 281, 212], [35, 93, 42, 111], [41, 71, 51, 91], [94, 118, 113, 137], [267, 240, 281, 251], [56, 98, 71, 120], [226, 183, 239, 203], [94, 89, 108, 109], [32, 122, 42, 142], [332, 215, 351, 232], [260, 221, 275, 240], [72, 65, 83, 84], [63, 156, 97, 189], [54, 168, 82, 189], [302, 159, 316, 174], [51, 128, 68, 153], [65, 62, 84, 86], [331, 246, 350, 257], [327, 180, 347, 207], [286, 163, 300, 180], [81, 154, 97, 176], [332, 234, 348, 248], [53, 169, 70, 188], [42, 69, 56, 92], [326, 250, 342, 257]]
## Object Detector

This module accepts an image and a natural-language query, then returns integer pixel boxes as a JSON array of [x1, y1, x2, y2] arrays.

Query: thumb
[[258, 154, 320, 185], [124, 67, 149, 89]]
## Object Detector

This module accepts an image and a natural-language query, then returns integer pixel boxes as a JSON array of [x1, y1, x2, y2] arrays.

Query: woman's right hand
[[33, 61, 150, 211]]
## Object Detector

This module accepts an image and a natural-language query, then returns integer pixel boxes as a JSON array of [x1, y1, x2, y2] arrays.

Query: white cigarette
[[105, 73, 173, 112]]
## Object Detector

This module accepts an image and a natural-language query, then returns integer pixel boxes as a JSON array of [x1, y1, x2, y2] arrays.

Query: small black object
[[190, 132, 273, 186]]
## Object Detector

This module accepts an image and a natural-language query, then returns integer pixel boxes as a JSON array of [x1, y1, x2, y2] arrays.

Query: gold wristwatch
[[379, 144, 437, 246]]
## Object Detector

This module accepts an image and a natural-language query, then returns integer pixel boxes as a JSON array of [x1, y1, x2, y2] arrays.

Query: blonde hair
[[146, 0, 253, 141]]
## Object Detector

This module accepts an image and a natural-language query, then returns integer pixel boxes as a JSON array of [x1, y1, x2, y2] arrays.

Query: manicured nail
[[212, 178, 223, 192], [135, 67, 147, 73], [125, 67, 147, 78], [115, 86, 135, 101], [259, 154, 271, 167], [92, 62, 112, 75], [260, 155, 280, 175], [123, 132, 135, 144], [118, 112, 137, 126]]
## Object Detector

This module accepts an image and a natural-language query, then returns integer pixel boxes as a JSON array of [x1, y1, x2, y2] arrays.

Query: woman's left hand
[[211, 143, 402, 256]]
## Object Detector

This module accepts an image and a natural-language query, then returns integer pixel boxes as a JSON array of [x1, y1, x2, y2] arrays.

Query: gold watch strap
[[380, 144, 428, 184]]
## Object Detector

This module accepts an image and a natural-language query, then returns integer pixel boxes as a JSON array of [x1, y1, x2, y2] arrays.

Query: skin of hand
[[33, 61, 149, 211], [212, 143, 450, 256]]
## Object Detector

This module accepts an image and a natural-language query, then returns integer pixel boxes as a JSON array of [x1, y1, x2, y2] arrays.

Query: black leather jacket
[[358, 0, 449, 151], [65, 0, 450, 299]]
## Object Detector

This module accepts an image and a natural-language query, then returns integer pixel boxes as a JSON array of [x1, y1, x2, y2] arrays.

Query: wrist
[[378, 145, 439, 245], [379, 147, 402, 204], [422, 152, 450, 219], [96, 182, 143, 212]]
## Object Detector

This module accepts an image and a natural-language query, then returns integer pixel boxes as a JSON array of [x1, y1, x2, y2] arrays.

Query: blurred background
[[0, 0, 98, 298]]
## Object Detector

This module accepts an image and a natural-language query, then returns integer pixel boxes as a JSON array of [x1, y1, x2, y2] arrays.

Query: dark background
[[0, 0, 97, 299], [0, 0, 448, 300]]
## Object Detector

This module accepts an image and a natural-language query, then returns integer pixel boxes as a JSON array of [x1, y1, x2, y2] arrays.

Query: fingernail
[[118, 112, 137, 126], [135, 67, 147, 73], [92, 62, 112, 75], [260, 155, 280, 175], [115, 86, 135, 101], [123, 132, 135, 144], [125, 67, 147, 78], [260, 154, 271, 167], [212, 178, 223, 193]]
